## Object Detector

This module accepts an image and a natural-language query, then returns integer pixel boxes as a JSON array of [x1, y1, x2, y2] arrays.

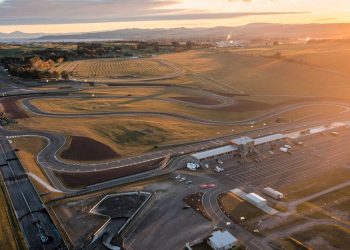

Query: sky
[[0, 0, 350, 34]]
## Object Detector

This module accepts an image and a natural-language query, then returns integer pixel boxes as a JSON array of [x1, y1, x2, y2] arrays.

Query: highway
[[0, 137, 66, 250]]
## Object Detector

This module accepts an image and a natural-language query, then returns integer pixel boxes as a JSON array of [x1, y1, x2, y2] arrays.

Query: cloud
[[0, 0, 180, 24], [0, 0, 304, 25]]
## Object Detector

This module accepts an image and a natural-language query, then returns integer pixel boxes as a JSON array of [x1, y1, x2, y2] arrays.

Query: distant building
[[216, 40, 248, 48], [207, 230, 238, 250]]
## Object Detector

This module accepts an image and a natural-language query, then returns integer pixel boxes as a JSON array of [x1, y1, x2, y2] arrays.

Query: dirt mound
[[60, 136, 119, 162], [0, 97, 29, 119], [55, 158, 162, 188], [170, 96, 221, 105]]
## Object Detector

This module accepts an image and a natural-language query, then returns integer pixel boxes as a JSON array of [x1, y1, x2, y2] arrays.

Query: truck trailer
[[263, 187, 284, 200]]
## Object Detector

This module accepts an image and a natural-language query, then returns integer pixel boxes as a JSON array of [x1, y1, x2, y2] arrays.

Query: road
[[21, 93, 350, 125], [0, 137, 66, 250], [2, 72, 350, 249]]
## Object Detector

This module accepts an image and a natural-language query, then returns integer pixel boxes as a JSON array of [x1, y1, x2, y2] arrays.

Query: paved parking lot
[[216, 130, 350, 189]]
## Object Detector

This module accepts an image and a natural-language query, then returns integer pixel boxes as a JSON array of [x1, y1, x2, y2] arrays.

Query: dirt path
[[280, 180, 350, 216]]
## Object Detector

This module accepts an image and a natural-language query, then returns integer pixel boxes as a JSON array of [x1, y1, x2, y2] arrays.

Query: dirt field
[[96, 193, 148, 218], [55, 158, 163, 188], [50, 196, 107, 249], [60, 136, 120, 162], [183, 193, 211, 221], [0, 97, 29, 119], [218, 193, 265, 232], [52, 58, 174, 79]]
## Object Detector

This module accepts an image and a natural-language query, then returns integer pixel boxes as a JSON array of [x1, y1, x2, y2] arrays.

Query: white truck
[[263, 187, 284, 200]]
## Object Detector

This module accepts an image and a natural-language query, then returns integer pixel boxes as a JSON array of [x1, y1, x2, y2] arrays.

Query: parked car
[[254, 158, 262, 163]]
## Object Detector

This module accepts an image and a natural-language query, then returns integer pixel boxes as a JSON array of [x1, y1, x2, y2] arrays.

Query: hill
[[36, 23, 350, 41]]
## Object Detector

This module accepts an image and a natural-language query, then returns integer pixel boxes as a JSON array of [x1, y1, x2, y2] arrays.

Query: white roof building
[[191, 145, 237, 161], [207, 230, 238, 250], [246, 193, 267, 207], [254, 134, 285, 145]]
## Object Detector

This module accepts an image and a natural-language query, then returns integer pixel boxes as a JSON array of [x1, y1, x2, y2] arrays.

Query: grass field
[[159, 48, 350, 97], [14, 97, 347, 159], [12, 115, 240, 157], [29, 93, 346, 125], [225, 40, 350, 74], [296, 185, 350, 221], [10, 137, 61, 199], [29, 96, 264, 122], [0, 183, 25, 250], [51, 58, 174, 79], [279, 167, 350, 201], [292, 224, 350, 249]]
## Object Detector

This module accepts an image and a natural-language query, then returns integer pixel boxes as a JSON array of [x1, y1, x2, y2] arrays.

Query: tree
[[61, 71, 70, 80]]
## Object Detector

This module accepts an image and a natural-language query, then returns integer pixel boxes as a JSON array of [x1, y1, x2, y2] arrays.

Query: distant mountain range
[[2, 23, 350, 42], [0, 31, 45, 39]]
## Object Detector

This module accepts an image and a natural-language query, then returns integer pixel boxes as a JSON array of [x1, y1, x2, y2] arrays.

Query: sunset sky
[[1, 0, 350, 34]]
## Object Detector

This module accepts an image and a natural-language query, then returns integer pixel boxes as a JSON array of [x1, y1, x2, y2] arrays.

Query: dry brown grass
[[11, 115, 237, 157], [0, 184, 19, 250], [16, 98, 346, 158], [218, 193, 265, 225], [227, 40, 350, 74], [11, 137, 52, 195], [51, 58, 174, 79], [279, 167, 350, 201], [29, 97, 261, 122], [292, 224, 350, 250], [159, 49, 350, 97]]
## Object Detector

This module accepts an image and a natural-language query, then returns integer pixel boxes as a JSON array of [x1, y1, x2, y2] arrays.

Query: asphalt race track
[[0, 137, 66, 250]]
